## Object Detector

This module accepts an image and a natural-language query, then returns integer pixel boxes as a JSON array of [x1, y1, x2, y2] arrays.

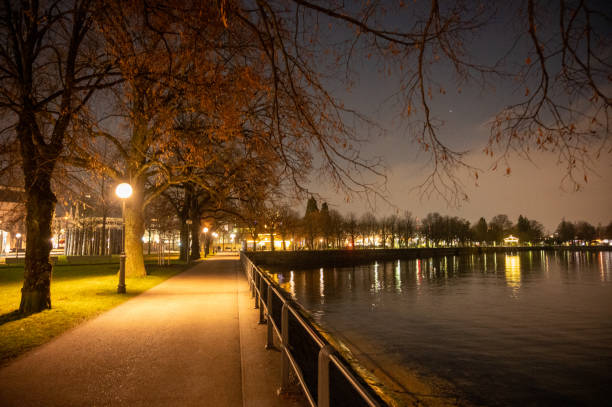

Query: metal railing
[[240, 252, 384, 407]]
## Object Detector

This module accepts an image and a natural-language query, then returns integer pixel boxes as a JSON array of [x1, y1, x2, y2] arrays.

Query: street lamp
[[15, 233, 22, 259], [203, 227, 208, 257], [230, 233, 236, 251], [115, 182, 132, 294]]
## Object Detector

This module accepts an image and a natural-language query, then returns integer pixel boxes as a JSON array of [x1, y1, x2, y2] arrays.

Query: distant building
[[0, 186, 25, 254], [55, 195, 124, 256], [503, 235, 519, 246], [0, 186, 186, 257]]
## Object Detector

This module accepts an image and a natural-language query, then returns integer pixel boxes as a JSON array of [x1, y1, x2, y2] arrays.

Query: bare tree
[[0, 0, 117, 313], [245, 0, 610, 200]]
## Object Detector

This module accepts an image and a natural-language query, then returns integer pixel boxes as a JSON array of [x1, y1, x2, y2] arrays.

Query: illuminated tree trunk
[[189, 186, 200, 260], [124, 185, 147, 277], [178, 183, 191, 261], [179, 221, 189, 261], [19, 168, 55, 313], [190, 218, 200, 260], [18, 117, 58, 313]]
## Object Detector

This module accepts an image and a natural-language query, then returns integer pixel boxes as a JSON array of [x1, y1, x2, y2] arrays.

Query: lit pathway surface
[[0, 253, 305, 407]]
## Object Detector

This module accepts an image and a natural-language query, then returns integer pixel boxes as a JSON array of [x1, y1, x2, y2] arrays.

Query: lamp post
[[15, 233, 22, 259], [185, 219, 193, 264], [115, 183, 133, 294], [203, 227, 208, 257]]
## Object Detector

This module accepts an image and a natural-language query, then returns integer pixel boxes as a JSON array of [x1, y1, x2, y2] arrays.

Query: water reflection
[[504, 254, 521, 293], [372, 262, 381, 292], [394, 260, 402, 293], [289, 270, 295, 298], [270, 250, 612, 406], [273, 251, 612, 296], [600, 251, 611, 282], [319, 268, 324, 302]]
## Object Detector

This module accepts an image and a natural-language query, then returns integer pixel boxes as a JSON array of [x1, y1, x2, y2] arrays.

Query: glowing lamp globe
[[115, 183, 133, 199], [203, 227, 209, 233]]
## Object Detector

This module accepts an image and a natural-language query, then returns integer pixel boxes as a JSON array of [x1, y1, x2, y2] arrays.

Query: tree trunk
[[189, 187, 200, 260], [190, 218, 200, 260], [178, 183, 191, 261], [19, 157, 55, 313], [179, 221, 189, 261], [124, 188, 147, 277], [147, 227, 152, 255]]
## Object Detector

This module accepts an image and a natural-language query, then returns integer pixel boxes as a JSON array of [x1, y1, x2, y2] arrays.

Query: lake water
[[270, 250, 612, 406]]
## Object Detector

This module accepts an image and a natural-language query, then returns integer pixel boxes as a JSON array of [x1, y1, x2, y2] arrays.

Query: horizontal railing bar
[[270, 319, 281, 339], [287, 306, 326, 348], [284, 346, 317, 407], [329, 355, 380, 407]]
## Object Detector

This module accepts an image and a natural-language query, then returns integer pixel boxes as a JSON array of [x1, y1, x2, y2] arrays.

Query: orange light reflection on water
[[505, 255, 521, 294]]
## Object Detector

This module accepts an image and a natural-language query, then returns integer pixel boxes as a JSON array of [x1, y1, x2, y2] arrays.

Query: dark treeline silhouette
[[244, 197, 612, 250]]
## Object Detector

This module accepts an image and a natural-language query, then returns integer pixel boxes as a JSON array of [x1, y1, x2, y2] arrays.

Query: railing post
[[254, 274, 259, 309], [258, 277, 265, 324], [279, 302, 290, 394], [249, 265, 255, 297], [265, 284, 274, 349], [317, 345, 333, 407]]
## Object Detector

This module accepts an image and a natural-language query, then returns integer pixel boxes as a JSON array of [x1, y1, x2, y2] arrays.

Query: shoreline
[[249, 246, 611, 269]]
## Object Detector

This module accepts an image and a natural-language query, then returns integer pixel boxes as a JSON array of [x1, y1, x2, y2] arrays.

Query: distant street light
[[115, 183, 133, 293]]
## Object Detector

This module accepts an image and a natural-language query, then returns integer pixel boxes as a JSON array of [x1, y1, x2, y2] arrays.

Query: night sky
[[307, 1, 612, 232]]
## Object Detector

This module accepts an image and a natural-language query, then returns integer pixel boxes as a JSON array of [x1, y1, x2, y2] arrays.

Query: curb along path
[[0, 254, 305, 407]]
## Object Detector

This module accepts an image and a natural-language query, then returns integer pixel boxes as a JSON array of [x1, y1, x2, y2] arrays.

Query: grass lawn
[[0, 259, 192, 366]]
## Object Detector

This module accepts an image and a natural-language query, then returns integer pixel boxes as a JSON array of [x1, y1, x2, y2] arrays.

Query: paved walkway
[[0, 254, 305, 407]]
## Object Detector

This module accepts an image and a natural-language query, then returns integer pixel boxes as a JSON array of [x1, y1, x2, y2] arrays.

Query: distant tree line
[[243, 197, 612, 250]]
